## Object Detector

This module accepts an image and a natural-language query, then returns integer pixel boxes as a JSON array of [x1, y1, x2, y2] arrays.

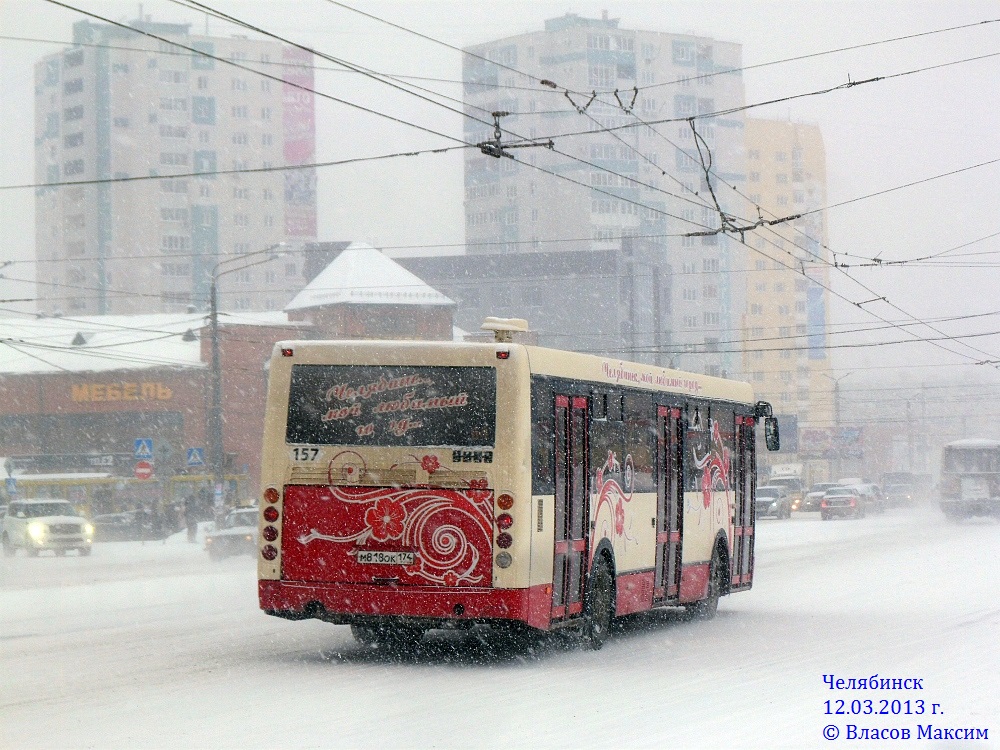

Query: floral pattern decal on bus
[[594, 450, 637, 542], [286, 452, 494, 587], [691, 418, 732, 527]]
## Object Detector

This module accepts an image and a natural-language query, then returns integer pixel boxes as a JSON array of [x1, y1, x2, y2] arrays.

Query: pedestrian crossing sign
[[134, 438, 154, 460]]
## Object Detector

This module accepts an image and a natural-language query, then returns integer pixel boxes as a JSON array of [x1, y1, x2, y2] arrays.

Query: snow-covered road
[[2, 509, 998, 749]]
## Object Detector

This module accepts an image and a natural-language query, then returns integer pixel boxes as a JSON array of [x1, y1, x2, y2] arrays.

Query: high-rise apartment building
[[461, 13, 748, 374], [742, 118, 834, 464], [34, 18, 316, 315]]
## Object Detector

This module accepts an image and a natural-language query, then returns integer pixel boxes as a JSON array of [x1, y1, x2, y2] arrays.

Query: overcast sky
[[2, 0, 1000, 385]]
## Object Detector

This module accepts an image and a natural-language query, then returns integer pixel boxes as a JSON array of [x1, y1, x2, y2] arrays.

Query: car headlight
[[27, 522, 47, 541], [84, 523, 95, 538]]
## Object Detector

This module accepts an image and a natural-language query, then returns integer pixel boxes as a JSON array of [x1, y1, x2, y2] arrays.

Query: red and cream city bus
[[257, 320, 779, 648]]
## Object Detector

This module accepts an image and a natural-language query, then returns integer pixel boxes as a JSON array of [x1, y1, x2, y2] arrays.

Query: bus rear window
[[286, 364, 496, 447]]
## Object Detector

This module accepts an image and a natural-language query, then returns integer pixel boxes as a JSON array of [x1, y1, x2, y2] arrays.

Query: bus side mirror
[[764, 417, 780, 451]]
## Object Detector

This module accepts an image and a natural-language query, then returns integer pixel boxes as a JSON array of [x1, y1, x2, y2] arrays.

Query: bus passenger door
[[654, 406, 683, 602], [731, 416, 756, 590], [551, 395, 589, 622]]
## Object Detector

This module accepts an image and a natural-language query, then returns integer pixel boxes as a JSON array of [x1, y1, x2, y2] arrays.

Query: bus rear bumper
[[259, 579, 552, 630]]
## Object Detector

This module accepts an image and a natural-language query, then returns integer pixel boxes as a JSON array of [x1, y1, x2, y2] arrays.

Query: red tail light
[[496, 513, 513, 530], [262, 526, 278, 541], [497, 493, 514, 510], [264, 487, 279, 504], [261, 545, 278, 560], [821, 499, 828, 508], [849, 498, 857, 507], [496, 532, 513, 549], [263, 506, 279, 523]]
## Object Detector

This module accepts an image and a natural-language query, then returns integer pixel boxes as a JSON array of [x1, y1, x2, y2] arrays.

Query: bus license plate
[[356, 550, 415, 565]]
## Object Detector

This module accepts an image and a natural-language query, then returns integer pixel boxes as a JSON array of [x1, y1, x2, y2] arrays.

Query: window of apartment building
[[231, 78, 248, 91], [159, 97, 187, 111], [192, 97, 215, 124], [704, 338, 719, 353], [197, 76, 209, 89], [793, 190, 805, 204], [752, 350, 764, 360], [755, 282, 766, 292], [780, 350, 792, 360], [63, 78, 83, 95], [113, 117, 129, 128], [773, 282, 785, 293], [160, 262, 191, 276], [198, 131, 210, 144], [750, 304, 763, 315], [263, 215, 274, 227], [63, 132, 83, 148], [285, 262, 298, 277], [795, 279, 808, 292], [199, 184, 210, 198], [160, 179, 188, 193], [234, 214, 250, 227], [682, 288, 697, 301], [66, 241, 85, 256], [778, 305, 791, 315], [672, 41, 695, 65], [147, 58, 157, 69], [265, 269, 277, 284], [703, 284, 718, 299], [63, 159, 84, 176], [681, 236, 696, 248], [160, 152, 189, 166], [778, 326, 791, 336], [159, 70, 187, 84], [261, 133, 273, 146], [160, 207, 189, 223], [159, 125, 187, 138], [703, 312, 720, 326], [63, 105, 84, 121], [775, 151, 787, 162], [63, 49, 84, 68], [235, 268, 252, 283], [750, 327, 764, 337], [703, 258, 720, 272], [65, 214, 85, 230], [674, 94, 696, 116], [792, 170, 804, 182], [232, 132, 249, 145], [776, 195, 788, 205], [588, 65, 614, 87], [261, 79, 271, 92], [161, 235, 190, 251], [796, 301, 806, 313], [262, 188, 274, 201], [193, 151, 216, 175], [588, 34, 610, 50], [683, 315, 697, 328]]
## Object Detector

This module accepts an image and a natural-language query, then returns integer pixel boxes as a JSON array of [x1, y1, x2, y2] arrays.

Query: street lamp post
[[207, 243, 288, 516], [822, 372, 853, 480]]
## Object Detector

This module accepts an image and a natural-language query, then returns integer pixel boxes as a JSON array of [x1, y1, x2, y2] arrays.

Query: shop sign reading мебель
[[285, 365, 496, 448]]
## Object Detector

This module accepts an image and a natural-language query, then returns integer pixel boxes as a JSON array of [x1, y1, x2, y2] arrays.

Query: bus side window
[[624, 392, 654, 492], [531, 379, 555, 495]]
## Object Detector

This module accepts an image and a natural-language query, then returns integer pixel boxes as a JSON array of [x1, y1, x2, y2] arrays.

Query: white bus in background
[[256, 319, 780, 649]]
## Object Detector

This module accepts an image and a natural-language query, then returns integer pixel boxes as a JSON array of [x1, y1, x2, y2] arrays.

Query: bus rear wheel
[[686, 551, 724, 621], [582, 557, 614, 650]]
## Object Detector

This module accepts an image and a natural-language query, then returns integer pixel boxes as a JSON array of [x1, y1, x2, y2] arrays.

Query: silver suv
[[1, 498, 94, 557]]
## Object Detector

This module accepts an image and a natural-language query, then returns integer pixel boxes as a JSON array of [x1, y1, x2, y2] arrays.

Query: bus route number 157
[[290, 447, 321, 461]]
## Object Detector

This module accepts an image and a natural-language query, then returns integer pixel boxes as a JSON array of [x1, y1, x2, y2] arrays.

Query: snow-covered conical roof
[[284, 242, 453, 311]]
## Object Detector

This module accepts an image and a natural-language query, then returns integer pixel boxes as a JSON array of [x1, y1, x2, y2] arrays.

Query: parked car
[[820, 487, 865, 520], [1, 498, 94, 556], [204, 507, 259, 561], [91, 510, 166, 542], [755, 485, 792, 519], [803, 483, 842, 512]]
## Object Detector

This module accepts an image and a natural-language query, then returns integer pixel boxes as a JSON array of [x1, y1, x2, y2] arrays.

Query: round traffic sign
[[134, 460, 154, 480]]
